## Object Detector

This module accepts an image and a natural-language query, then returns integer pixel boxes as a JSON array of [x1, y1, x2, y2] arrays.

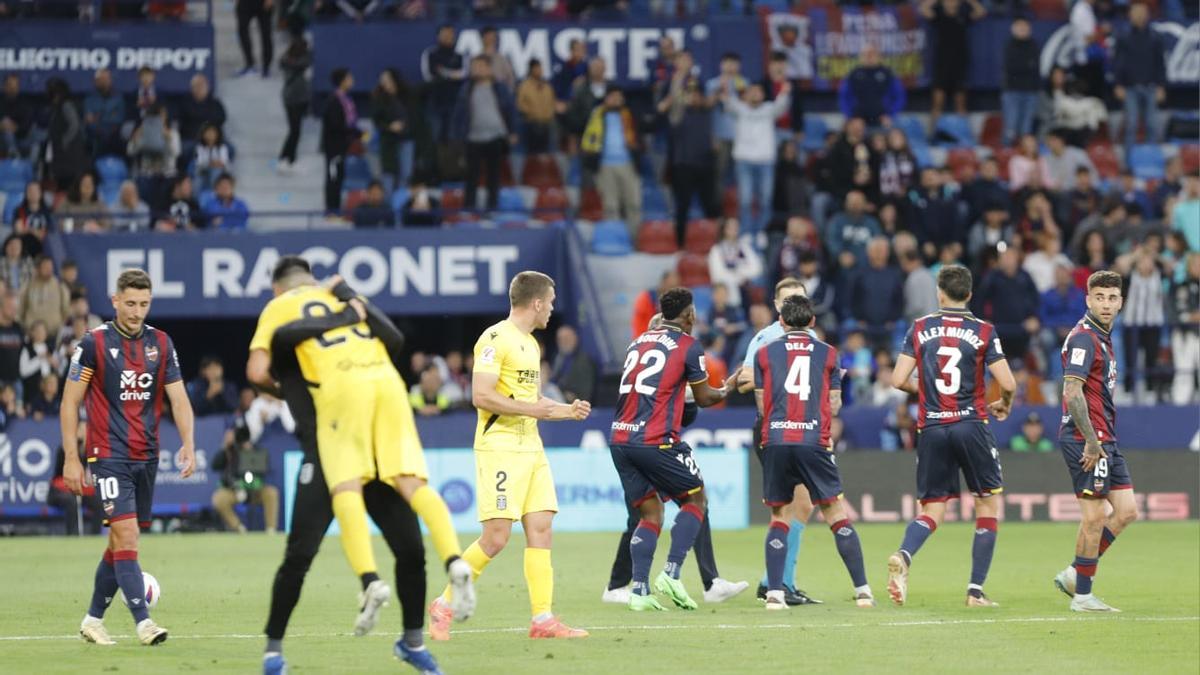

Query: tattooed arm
[[1063, 376, 1106, 471]]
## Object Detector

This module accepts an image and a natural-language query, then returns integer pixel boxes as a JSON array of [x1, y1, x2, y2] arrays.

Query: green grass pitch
[[2, 522, 1197, 674]]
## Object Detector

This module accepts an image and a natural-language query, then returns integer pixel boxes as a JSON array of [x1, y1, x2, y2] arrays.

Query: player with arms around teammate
[[247, 257, 474, 640], [887, 265, 1014, 608], [736, 278, 820, 606], [1052, 270, 1137, 612], [756, 295, 875, 609], [610, 288, 739, 612], [429, 271, 592, 640], [61, 269, 196, 646]]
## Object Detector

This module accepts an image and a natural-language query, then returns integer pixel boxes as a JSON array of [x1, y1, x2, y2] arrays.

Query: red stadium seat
[[684, 218, 718, 255], [1029, 0, 1067, 20], [676, 253, 710, 287], [520, 155, 563, 189], [980, 114, 1004, 150], [342, 189, 366, 214], [722, 186, 738, 218], [440, 187, 464, 212], [636, 219, 679, 254], [991, 147, 1016, 182], [1180, 145, 1200, 173], [1087, 143, 1121, 179], [947, 148, 979, 183], [534, 187, 568, 221], [579, 188, 603, 221]]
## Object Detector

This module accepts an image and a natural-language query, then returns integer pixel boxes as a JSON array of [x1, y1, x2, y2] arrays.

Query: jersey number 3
[[935, 346, 963, 396], [620, 350, 666, 396]]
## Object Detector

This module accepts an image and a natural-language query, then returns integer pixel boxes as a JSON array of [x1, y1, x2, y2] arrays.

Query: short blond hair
[[509, 271, 555, 307]]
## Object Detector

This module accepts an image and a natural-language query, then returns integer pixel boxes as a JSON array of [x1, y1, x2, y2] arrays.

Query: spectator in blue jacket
[[451, 55, 517, 213], [827, 190, 882, 270], [838, 45, 906, 127], [203, 173, 250, 230], [83, 68, 126, 157], [973, 245, 1040, 362], [1112, 3, 1166, 156], [849, 237, 904, 351], [1039, 262, 1086, 380]]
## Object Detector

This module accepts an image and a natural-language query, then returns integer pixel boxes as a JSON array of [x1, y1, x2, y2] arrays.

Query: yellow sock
[[441, 540, 492, 602], [331, 490, 377, 577], [524, 547, 553, 618], [409, 485, 462, 563]]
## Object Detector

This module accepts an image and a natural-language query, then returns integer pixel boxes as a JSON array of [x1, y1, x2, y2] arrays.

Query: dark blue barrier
[[0, 417, 227, 513], [409, 405, 1200, 452], [0, 23, 216, 94], [313, 15, 1198, 94], [52, 227, 569, 319]]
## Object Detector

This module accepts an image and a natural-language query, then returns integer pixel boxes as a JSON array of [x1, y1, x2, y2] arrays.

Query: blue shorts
[[761, 443, 843, 507], [90, 460, 157, 528], [610, 443, 704, 508], [1060, 441, 1132, 498], [916, 421, 1003, 504]]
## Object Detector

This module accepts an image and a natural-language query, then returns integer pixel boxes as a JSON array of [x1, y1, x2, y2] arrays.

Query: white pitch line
[[2, 616, 1195, 642]]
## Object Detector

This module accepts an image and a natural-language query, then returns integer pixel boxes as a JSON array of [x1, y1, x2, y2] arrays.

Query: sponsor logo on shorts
[[926, 409, 971, 420], [769, 419, 818, 430], [496, 494, 507, 511]]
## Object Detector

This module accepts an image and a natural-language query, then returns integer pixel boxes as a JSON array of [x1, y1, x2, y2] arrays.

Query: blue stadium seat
[[591, 220, 633, 256], [497, 187, 527, 212], [933, 114, 974, 148], [642, 185, 670, 218], [802, 117, 828, 152], [690, 285, 714, 320], [912, 143, 934, 169], [95, 155, 128, 186], [493, 211, 527, 226], [98, 184, 121, 207], [198, 189, 217, 209], [2, 191, 21, 224], [1128, 144, 1166, 180], [0, 158, 32, 193], [390, 187, 410, 212], [343, 155, 373, 191], [895, 116, 927, 147]]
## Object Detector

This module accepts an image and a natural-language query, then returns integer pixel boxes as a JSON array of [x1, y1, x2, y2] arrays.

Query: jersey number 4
[[620, 350, 666, 396], [784, 356, 811, 401], [935, 346, 963, 396]]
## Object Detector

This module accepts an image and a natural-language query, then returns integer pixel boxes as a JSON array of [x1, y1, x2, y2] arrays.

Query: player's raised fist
[[569, 399, 592, 420]]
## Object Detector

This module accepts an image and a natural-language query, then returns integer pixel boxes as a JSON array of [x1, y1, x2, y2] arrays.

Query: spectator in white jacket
[[243, 392, 295, 443], [721, 79, 791, 237], [708, 217, 763, 308]]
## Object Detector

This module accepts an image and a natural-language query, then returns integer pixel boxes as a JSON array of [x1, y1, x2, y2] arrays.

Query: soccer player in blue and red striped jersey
[[755, 294, 875, 610], [1051, 270, 1137, 613], [888, 264, 1015, 608], [609, 287, 738, 612], [60, 269, 196, 647]]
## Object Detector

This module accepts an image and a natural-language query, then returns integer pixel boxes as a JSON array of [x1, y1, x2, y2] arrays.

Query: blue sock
[[765, 521, 789, 591], [665, 504, 704, 580], [970, 518, 998, 588], [1074, 556, 1098, 596], [831, 519, 868, 588], [899, 515, 938, 565], [629, 520, 660, 596], [113, 552, 150, 623], [87, 550, 118, 619], [782, 519, 804, 590]]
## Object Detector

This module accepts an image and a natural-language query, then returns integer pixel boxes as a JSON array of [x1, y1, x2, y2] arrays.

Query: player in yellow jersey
[[429, 271, 592, 640], [246, 256, 474, 643]]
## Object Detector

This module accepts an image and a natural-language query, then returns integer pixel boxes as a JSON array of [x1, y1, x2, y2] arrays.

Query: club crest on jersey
[[145, 345, 158, 362]]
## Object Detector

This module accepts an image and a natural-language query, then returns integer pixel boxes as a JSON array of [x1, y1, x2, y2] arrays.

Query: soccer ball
[[117, 572, 161, 609]]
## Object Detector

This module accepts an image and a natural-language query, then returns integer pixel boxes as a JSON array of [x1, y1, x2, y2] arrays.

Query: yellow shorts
[[315, 374, 428, 490], [474, 450, 558, 522]]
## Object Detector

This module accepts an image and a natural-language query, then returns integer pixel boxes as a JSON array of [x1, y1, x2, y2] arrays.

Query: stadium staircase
[[211, 4, 327, 227]]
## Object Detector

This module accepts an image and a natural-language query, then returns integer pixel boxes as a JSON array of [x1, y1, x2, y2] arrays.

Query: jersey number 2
[[935, 346, 962, 396], [784, 356, 811, 401], [619, 350, 666, 396]]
